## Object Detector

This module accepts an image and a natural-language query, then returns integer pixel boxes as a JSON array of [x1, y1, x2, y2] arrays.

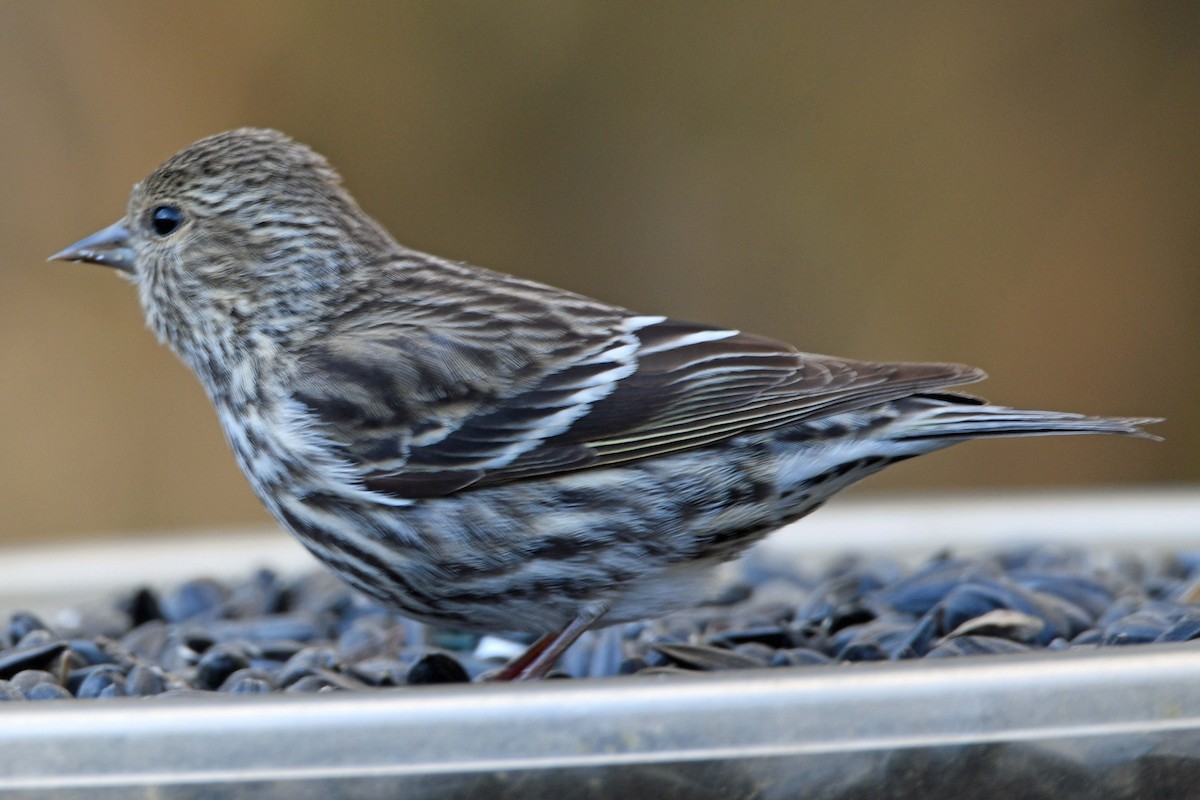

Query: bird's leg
[[492, 603, 609, 681]]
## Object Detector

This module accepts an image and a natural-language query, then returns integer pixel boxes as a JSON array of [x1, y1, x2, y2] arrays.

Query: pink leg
[[492, 604, 609, 681]]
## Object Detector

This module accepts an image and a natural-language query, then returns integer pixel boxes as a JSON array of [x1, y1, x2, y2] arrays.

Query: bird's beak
[[49, 220, 135, 273]]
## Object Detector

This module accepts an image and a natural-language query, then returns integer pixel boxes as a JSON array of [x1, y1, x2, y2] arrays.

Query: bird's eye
[[150, 205, 184, 236]]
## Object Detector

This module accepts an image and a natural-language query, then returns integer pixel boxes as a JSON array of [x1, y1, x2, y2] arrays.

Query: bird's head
[[51, 128, 393, 363]]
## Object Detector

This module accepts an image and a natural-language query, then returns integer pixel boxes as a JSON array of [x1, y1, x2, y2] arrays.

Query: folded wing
[[291, 315, 985, 498]]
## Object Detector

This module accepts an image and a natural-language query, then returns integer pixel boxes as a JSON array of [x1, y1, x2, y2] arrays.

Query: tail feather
[[891, 400, 1162, 442]]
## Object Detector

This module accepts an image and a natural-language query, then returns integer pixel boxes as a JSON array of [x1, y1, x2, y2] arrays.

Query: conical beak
[[49, 220, 135, 273]]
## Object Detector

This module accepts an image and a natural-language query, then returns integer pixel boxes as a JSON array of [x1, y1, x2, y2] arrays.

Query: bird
[[51, 128, 1158, 680]]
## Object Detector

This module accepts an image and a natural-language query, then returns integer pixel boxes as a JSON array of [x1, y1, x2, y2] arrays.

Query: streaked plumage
[[51, 129, 1158, 678]]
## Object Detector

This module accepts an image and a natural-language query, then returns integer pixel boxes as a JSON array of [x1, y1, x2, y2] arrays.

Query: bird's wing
[[291, 315, 985, 498]]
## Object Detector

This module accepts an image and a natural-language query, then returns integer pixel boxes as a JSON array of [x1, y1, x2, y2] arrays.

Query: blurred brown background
[[1, 2, 1196, 545]]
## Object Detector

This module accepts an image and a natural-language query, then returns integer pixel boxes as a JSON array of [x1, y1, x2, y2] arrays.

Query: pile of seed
[[1, 544, 1199, 700]]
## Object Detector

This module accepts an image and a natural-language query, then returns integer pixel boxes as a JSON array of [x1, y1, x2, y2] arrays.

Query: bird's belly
[[253, 428, 911, 633]]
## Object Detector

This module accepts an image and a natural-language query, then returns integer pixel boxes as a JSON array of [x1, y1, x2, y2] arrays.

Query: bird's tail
[[888, 395, 1162, 442]]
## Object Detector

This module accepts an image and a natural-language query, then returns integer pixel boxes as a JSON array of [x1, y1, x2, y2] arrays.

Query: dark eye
[[150, 205, 184, 236]]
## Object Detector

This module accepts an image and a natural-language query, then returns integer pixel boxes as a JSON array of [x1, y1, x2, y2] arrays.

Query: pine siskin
[[51, 129, 1158, 679]]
